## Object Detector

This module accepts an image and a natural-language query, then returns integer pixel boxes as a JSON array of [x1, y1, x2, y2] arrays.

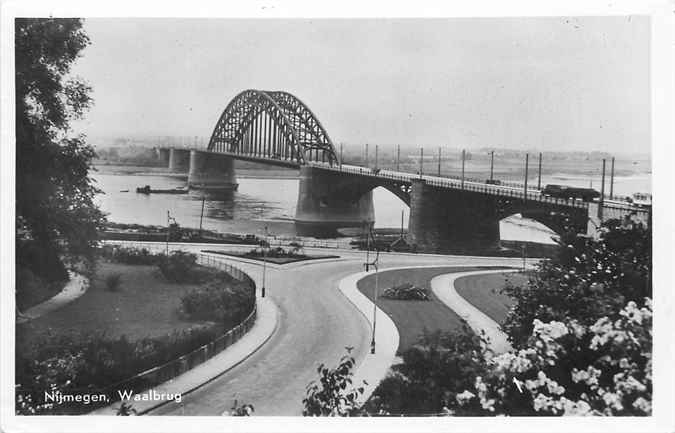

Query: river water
[[93, 167, 651, 246]]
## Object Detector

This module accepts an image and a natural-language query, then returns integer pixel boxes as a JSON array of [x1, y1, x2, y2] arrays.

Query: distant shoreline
[[93, 164, 300, 179]]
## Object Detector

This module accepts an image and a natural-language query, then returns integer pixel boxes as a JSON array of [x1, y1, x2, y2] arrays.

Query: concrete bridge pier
[[169, 148, 191, 172], [157, 147, 170, 166], [408, 179, 501, 253], [295, 166, 375, 231], [187, 150, 238, 192]]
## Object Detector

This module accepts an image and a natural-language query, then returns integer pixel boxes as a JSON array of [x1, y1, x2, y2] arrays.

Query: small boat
[[120, 189, 129, 192], [136, 185, 189, 194]]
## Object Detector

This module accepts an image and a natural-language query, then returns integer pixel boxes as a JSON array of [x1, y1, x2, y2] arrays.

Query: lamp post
[[363, 223, 379, 355], [537, 152, 542, 190], [396, 144, 401, 171], [165, 210, 177, 257], [489, 150, 494, 181], [609, 156, 615, 199], [371, 260, 378, 354], [261, 226, 268, 298], [461, 149, 466, 189], [437, 147, 441, 176]]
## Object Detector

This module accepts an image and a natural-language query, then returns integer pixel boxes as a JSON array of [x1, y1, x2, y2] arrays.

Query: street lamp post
[[165, 210, 177, 257], [371, 261, 378, 354], [461, 149, 466, 189], [261, 226, 268, 298]]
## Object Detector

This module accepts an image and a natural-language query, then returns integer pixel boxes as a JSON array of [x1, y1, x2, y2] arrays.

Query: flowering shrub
[[502, 220, 651, 348], [456, 298, 652, 416], [381, 283, 430, 301], [363, 328, 490, 416]]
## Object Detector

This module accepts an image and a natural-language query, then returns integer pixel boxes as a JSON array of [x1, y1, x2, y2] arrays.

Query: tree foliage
[[303, 347, 366, 416], [364, 327, 490, 416], [502, 220, 651, 347], [456, 299, 652, 416], [15, 18, 105, 279], [359, 221, 652, 416]]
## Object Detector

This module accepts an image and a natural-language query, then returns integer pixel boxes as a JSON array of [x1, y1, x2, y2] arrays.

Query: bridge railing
[[313, 162, 588, 209]]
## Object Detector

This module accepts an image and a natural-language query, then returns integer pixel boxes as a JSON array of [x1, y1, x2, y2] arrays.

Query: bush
[[105, 273, 122, 291], [455, 298, 652, 416], [100, 245, 162, 265], [381, 283, 430, 301], [501, 220, 651, 348], [157, 251, 197, 282], [303, 348, 365, 416], [16, 325, 222, 414], [363, 327, 488, 416], [359, 222, 652, 417], [179, 274, 255, 327]]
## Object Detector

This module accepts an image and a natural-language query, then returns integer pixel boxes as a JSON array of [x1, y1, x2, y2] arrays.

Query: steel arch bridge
[[207, 89, 339, 166]]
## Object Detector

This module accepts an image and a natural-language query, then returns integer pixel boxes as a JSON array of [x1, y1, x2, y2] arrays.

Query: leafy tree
[[15, 18, 106, 281], [502, 220, 651, 347], [359, 221, 651, 416], [456, 299, 652, 416], [303, 347, 366, 416]]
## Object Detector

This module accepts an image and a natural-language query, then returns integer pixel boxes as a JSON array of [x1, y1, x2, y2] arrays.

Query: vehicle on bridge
[[541, 184, 600, 202], [630, 192, 652, 208]]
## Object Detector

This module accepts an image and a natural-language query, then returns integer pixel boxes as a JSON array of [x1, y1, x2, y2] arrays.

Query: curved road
[[144, 244, 524, 416]]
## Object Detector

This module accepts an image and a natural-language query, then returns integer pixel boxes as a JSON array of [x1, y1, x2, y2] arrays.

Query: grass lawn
[[16, 261, 219, 356], [454, 272, 529, 325], [203, 249, 340, 264], [357, 266, 506, 354]]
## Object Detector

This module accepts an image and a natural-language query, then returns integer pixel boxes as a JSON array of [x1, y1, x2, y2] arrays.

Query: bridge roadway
[[312, 162, 589, 209], [145, 244, 524, 415]]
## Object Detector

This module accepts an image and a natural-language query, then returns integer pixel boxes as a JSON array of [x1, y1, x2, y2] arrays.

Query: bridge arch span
[[207, 89, 339, 166]]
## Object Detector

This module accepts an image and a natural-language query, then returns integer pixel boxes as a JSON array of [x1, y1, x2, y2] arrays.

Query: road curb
[[90, 296, 279, 416], [338, 264, 524, 405], [430, 269, 521, 354], [337, 270, 400, 405]]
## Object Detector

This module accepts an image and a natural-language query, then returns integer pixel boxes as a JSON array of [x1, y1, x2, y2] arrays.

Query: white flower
[[456, 390, 475, 404], [632, 397, 652, 414]]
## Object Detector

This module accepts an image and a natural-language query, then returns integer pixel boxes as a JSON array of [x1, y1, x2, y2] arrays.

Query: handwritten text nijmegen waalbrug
[[44, 390, 182, 405]]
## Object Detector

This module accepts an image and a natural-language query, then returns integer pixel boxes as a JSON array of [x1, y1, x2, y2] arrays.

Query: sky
[[70, 17, 650, 154]]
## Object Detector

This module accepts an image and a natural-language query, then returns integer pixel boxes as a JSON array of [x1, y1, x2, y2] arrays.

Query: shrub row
[[16, 325, 220, 415], [179, 273, 255, 328], [99, 245, 162, 265]]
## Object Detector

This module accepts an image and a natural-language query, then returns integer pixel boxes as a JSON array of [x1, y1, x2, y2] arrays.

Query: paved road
[[145, 246, 524, 416]]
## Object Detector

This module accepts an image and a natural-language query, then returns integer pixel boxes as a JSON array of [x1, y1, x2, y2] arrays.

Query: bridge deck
[[309, 162, 593, 209]]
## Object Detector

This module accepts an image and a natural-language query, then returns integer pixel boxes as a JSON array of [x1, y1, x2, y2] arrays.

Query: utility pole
[[198, 196, 205, 240], [165, 210, 170, 257], [609, 156, 615, 199], [490, 150, 494, 182], [537, 152, 542, 190], [261, 226, 268, 298], [365, 143, 369, 167], [524, 153, 529, 200], [364, 221, 371, 272], [400, 209, 404, 239], [375, 144, 379, 170], [437, 147, 441, 176], [461, 149, 466, 188], [371, 258, 378, 354], [165, 211, 176, 257], [419, 147, 424, 178], [340, 143, 343, 169], [599, 159, 606, 221], [396, 145, 401, 171]]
